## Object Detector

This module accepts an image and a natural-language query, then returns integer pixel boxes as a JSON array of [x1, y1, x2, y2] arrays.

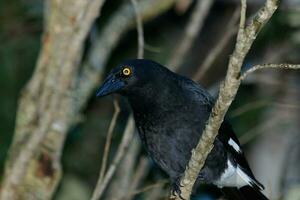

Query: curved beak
[[96, 74, 125, 97]]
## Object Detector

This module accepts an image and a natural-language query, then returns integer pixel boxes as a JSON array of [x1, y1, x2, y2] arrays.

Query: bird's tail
[[221, 186, 269, 200]]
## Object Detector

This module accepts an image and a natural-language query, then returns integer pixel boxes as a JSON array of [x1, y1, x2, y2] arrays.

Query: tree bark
[[0, 0, 105, 199]]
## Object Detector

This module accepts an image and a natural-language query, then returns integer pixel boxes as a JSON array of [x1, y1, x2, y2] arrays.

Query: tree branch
[[193, 7, 240, 81], [90, 116, 135, 200], [239, 64, 300, 81], [171, 0, 279, 199], [124, 157, 150, 200], [130, 0, 144, 59], [104, 137, 141, 200], [126, 180, 168, 197], [0, 1, 106, 199], [98, 99, 120, 183]]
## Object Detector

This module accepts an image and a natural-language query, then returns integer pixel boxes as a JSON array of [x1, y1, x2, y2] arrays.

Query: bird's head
[[96, 59, 169, 98]]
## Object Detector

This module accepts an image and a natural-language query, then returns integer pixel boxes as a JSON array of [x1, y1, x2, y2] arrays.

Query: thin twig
[[131, 0, 144, 59], [167, 0, 214, 70], [125, 180, 168, 197], [124, 157, 150, 200], [90, 116, 135, 200], [144, 185, 165, 200], [239, 118, 277, 145], [98, 99, 120, 183], [105, 136, 141, 200], [193, 7, 240, 81], [239, 64, 300, 81], [229, 100, 268, 118], [230, 99, 300, 119], [144, 43, 161, 53], [272, 101, 300, 110]]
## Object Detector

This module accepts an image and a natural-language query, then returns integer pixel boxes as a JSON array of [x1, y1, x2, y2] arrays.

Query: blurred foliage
[[0, 0, 299, 199]]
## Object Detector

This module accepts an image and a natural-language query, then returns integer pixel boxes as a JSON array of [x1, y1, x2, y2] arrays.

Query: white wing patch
[[215, 160, 236, 188], [237, 166, 264, 190], [228, 138, 242, 153], [215, 160, 255, 188]]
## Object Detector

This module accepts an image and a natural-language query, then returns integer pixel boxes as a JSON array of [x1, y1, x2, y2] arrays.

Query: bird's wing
[[180, 78, 254, 175], [179, 77, 214, 106], [219, 122, 253, 173], [219, 121, 264, 191], [179, 77, 264, 190]]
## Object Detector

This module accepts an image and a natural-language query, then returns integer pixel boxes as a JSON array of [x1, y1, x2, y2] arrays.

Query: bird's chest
[[135, 111, 167, 152], [135, 107, 190, 142], [137, 121, 182, 176], [134, 108, 202, 176]]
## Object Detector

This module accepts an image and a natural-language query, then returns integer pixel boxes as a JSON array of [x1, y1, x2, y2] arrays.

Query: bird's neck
[[127, 81, 184, 118]]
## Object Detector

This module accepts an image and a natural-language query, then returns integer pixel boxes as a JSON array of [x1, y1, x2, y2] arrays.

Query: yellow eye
[[122, 67, 131, 76]]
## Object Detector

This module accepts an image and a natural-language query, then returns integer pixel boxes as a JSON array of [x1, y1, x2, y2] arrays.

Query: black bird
[[96, 59, 268, 200]]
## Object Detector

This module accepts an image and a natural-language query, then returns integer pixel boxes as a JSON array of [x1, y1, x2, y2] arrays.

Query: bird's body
[[128, 67, 226, 185], [96, 59, 268, 199]]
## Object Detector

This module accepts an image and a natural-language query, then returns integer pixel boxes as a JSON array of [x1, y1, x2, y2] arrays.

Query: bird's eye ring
[[122, 67, 131, 76]]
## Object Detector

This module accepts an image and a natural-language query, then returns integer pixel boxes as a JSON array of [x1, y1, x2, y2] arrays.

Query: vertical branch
[[124, 157, 150, 200], [167, 0, 214, 70], [171, 0, 279, 199], [130, 0, 144, 59], [98, 99, 120, 183], [90, 117, 135, 200], [104, 138, 141, 200], [193, 8, 240, 81]]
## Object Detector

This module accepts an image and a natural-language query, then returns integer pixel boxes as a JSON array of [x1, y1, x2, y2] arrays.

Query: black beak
[[96, 74, 125, 97]]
